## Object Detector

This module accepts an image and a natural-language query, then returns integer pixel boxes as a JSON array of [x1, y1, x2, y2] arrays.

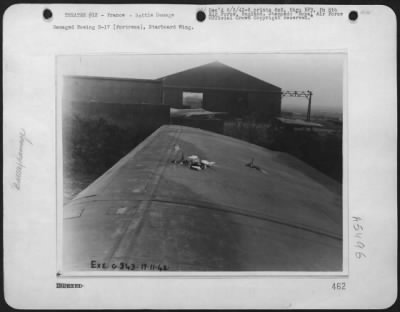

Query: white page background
[[3, 4, 397, 309]]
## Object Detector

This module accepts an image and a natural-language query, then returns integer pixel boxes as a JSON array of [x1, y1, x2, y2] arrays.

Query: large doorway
[[182, 92, 203, 109]]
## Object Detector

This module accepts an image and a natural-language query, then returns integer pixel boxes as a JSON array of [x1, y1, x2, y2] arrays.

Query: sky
[[58, 53, 344, 115]]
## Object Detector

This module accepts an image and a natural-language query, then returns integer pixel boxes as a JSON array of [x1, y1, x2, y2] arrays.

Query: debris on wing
[[190, 165, 202, 171], [246, 158, 268, 175], [171, 150, 216, 171], [201, 160, 215, 168], [171, 151, 184, 164], [116, 207, 128, 214], [187, 155, 200, 161], [259, 168, 269, 175], [245, 158, 258, 169]]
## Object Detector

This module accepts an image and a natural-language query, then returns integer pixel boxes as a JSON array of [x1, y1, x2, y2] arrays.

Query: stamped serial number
[[90, 260, 169, 271]]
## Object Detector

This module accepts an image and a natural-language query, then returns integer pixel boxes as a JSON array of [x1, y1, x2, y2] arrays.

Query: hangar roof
[[157, 61, 281, 92]]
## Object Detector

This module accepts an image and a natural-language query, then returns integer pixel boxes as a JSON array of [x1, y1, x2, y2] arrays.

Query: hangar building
[[159, 61, 281, 119], [63, 61, 281, 121]]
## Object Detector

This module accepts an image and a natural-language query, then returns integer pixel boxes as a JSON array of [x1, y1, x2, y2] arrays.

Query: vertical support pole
[[307, 91, 312, 121]]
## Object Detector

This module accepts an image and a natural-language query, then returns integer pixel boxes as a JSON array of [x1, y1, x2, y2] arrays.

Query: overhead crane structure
[[281, 90, 313, 121]]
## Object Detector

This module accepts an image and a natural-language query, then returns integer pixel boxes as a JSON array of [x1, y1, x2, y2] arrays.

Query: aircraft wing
[[63, 125, 342, 272]]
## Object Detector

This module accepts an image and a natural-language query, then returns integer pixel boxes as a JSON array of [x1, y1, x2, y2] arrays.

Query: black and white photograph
[[60, 53, 344, 273], [3, 4, 397, 309]]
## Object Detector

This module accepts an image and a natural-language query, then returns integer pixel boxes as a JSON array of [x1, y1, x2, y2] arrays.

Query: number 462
[[332, 282, 346, 290]]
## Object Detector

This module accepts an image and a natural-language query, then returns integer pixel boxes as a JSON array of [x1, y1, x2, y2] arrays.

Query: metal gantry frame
[[281, 90, 313, 121]]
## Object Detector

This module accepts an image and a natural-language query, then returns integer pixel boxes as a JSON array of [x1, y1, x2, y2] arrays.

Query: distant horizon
[[58, 53, 344, 115]]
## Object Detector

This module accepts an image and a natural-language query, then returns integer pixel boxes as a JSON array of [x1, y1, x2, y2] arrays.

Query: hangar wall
[[162, 88, 183, 108], [63, 62, 283, 123], [163, 87, 281, 120], [62, 76, 168, 134], [159, 62, 282, 120], [248, 92, 282, 119], [63, 76, 162, 108]]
